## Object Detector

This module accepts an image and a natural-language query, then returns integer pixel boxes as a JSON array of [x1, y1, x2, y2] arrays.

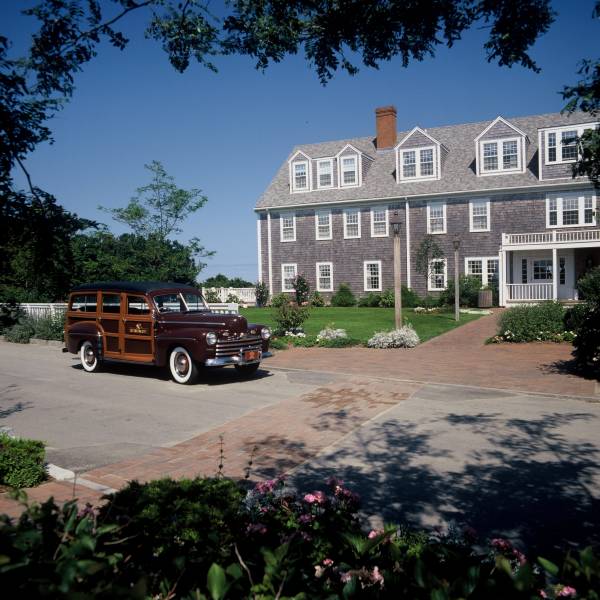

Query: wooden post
[[454, 246, 460, 322], [394, 231, 402, 329]]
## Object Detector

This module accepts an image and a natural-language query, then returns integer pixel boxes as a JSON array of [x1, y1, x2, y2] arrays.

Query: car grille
[[215, 336, 261, 357]]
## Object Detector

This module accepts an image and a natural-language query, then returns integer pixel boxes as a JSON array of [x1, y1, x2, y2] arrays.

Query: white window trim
[[315, 209, 332, 240], [316, 262, 333, 292], [281, 263, 297, 292], [464, 256, 499, 287], [316, 158, 334, 189], [477, 137, 523, 176], [343, 208, 362, 239], [426, 201, 447, 235], [290, 160, 310, 192], [363, 260, 382, 292], [469, 198, 491, 232], [370, 206, 389, 237], [398, 146, 437, 182], [545, 193, 597, 228], [544, 124, 599, 165], [279, 211, 296, 242], [428, 258, 447, 292], [339, 154, 359, 188]]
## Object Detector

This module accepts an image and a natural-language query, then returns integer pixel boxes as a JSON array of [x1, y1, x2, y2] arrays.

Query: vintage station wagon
[[64, 281, 271, 384]]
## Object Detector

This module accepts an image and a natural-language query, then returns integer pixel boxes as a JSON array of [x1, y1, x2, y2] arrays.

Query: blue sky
[[4, 1, 599, 281]]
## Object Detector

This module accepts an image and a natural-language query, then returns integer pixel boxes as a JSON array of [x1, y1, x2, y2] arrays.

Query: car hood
[[158, 311, 249, 333]]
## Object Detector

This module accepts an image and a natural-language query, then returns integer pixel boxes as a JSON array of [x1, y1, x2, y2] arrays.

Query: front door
[[99, 292, 122, 358], [557, 250, 575, 300], [121, 294, 154, 362]]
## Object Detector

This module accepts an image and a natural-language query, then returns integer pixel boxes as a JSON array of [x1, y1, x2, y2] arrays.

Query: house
[[255, 106, 599, 305]]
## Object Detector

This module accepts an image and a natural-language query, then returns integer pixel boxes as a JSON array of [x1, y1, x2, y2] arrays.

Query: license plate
[[243, 350, 260, 362]]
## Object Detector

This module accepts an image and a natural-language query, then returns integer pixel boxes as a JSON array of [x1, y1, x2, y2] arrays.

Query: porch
[[499, 229, 600, 305]]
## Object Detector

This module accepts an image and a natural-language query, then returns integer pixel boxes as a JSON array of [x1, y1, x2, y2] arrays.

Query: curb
[[46, 464, 117, 494], [0, 337, 63, 347]]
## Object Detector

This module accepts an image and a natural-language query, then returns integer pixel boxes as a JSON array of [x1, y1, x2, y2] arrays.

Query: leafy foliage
[[330, 283, 356, 307], [0, 433, 46, 488], [439, 275, 484, 308], [269, 292, 290, 308], [577, 266, 600, 304], [496, 302, 567, 342], [570, 266, 600, 372], [272, 302, 309, 334], [3, 321, 35, 344], [309, 290, 325, 307], [203, 273, 253, 288], [203, 288, 220, 303], [358, 292, 382, 307], [291, 273, 310, 305], [32, 313, 65, 341], [0, 301, 24, 333], [415, 235, 445, 278], [255, 281, 269, 307]]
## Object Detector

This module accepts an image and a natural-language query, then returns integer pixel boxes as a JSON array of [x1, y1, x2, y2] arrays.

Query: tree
[[203, 274, 253, 288], [415, 235, 445, 283]]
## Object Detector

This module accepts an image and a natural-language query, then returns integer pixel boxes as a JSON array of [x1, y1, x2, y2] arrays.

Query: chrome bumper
[[204, 351, 273, 367]]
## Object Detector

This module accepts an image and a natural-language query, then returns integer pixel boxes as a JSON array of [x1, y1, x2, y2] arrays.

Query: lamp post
[[390, 210, 403, 329], [453, 235, 461, 322]]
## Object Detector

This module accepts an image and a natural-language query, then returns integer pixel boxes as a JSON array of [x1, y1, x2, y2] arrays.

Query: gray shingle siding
[[479, 120, 523, 140], [398, 129, 436, 148]]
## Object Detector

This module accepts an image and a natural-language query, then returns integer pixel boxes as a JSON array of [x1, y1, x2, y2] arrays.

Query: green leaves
[[207, 563, 227, 600]]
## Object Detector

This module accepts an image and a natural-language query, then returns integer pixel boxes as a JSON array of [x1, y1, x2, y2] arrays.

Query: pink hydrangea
[[371, 566, 384, 586], [558, 586, 577, 598], [323, 558, 334, 566], [304, 490, 326, 504], [340, 572, 352, 583], [368, 529, 384, 539]]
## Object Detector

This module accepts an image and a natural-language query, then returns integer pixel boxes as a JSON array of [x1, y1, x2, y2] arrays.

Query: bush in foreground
[[439, 275, 483, 308], [1, 476, 599, 598], [0, 434, 46, 488], [495, 302, 568, 343], [331, 283, 356, 307], [272, 302, 310, 334], [367, 326, 420, 348]]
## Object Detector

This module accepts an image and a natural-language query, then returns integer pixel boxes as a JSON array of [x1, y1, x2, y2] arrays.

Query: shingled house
[[255, 107, 599, 305]]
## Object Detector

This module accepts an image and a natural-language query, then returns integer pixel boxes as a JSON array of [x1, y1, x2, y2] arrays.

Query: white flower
[[367, 326, 420, 349]]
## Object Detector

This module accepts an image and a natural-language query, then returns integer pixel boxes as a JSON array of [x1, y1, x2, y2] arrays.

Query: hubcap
[[175, 353, 189, 375], [84, 346, 95, 366]]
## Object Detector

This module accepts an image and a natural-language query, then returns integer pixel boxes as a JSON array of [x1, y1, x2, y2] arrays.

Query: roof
[[256, 111, 598, 210], [71, 281, 199, 294]]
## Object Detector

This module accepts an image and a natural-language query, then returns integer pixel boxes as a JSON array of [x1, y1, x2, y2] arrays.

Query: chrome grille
[[215, 336, 261, 357]]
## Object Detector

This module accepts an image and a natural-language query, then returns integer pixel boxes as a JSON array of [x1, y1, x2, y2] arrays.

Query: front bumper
[[204, 351, 273, 367]]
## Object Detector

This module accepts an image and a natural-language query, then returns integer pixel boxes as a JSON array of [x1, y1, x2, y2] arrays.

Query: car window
[[127, 295, 150, 315], [154, 293, 184, 313], [102, 294, 121, 314], [70, 294, 97, 312], [182, 292, 208, 311]]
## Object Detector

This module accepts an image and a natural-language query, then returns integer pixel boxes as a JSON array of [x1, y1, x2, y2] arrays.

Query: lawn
[[241, 307, 484, 344]]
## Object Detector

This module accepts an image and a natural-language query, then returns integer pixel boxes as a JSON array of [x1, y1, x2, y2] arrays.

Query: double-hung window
[[344, 208, 361, 238], [428, 259, 447, 291], [545, 125, 598, 164], [292, 161, 309, 191], [315, 210, 332, 240], [316, 262, 333, 291], [281, 264, 297, 291], [370, 206, 388, 237], [280, 212, 296, 241], [364, 261, 382, 291], [480, 138, 521, 173], [340, 155, 358, 186], [317, 159, 333, 189], [546, 193, 596, 228], [465, 257, 499, 287], [427, 202, 446, 234], [400, 147, 436, 180], [469, 199, 490, 232]]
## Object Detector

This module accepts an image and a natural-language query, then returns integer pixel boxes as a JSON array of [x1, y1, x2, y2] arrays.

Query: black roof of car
[[71, 281, 199, 294]]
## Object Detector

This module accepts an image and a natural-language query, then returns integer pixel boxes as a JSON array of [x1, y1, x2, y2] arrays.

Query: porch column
[[499, 249, 505, 306], [552, 247, 558, 300]]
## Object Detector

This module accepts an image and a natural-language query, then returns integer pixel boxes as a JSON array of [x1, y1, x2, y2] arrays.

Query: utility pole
[[390, 210, 403, 329], [453, 235, 461, 322]]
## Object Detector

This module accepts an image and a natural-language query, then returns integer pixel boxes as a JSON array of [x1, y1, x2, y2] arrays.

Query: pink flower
[[314, 490, 326, 504], [340, 572, 352, 583], [323, 558, 334, 566], [491, 537, 512, 552], [558, 586, 577, 598], [368, 529, 384, 539], [304, 493, 317, 503], [539, 591, 548, 598], [513, 549, 527, 565], [371, 566, 384, 586]]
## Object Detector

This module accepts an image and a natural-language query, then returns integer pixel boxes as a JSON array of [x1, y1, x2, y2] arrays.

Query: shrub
[[270, 292, 290, 308], [4, 321, 35, 343], [273, 302, 309, 334], [572, 304, 600, 371], [0, 301, 24, 333], [497, 302, 566, 342], [367, 325, 420, 348], [577, 266, 600, 304], [203, 288, 220, 303], [255, 281, 269, 307], [269, 337, 288, 350], [309, 290, 325, 307], [316, 326, 347, 341], [32, 313, 65, 341], [291, 273, 310, 305], [379, 289, 394, 307], [564, 303, 589, 331], [358, 292, 381, 307], [0, 433, 46, 488], [401, 286, 422, 308], [330, 283, 356, 307], [318, 336, 359, 348], [226, 293, 240, 303], [287, 334, 317, 347], [439, 275, 482, 307]]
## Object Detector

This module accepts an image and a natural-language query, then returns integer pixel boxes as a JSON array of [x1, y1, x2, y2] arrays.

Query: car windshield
[[154, 291, 209, 313]]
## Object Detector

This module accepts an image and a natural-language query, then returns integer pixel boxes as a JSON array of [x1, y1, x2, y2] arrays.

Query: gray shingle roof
[[255, 112, 597, 210]]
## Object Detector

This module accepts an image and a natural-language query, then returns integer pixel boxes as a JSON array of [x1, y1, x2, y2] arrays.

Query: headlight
[[206, 332, 217, 345], [261, 327, 271, 340]]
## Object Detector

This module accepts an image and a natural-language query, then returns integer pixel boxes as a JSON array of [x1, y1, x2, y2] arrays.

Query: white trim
[[343, 207, 362, 239], [267, 212, 273, 295], [396, 126, 441, 148], [398, 146, 438, 182], [538, 129, 544, 182], [546, 192, 597, 228], [428, 258, 447, 291], [290, 159, 311, 193], [257, 216, 262, 283], [315, 209, 333, 240], [316, 158, 334, 189], [427, 201, 446, 234], [543, 123, 599, 165], [316, 262, 333, 292], [475, 116, 528, 141], [338, 153, 359, 188], [469, 198, 491, 232], [464, 256, 499, 287], [363, 260, 382, 292], [281, 263, 297, 292], [279, 211, 296, 242], [477, 137, 523, 176], [370, 205, 389, 237], [335, 143, 363, 158], [405, 200, 411, 288]]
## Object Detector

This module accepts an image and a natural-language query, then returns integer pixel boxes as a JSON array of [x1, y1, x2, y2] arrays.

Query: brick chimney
[[375, 105, 397, 150]]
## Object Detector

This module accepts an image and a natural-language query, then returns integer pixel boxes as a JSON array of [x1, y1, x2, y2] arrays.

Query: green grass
[[241, 307, 483, 344]]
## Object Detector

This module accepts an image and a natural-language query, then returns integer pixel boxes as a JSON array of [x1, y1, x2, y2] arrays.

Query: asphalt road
[[0, 342, 322, 473]]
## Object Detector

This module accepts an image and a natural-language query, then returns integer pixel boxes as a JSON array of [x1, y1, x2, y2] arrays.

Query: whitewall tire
[[80, 340, 101, 373], [169, 346, 199, 385]]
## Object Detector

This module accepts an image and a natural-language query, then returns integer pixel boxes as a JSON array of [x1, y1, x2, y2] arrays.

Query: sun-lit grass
[[241, 307, 483, 343]]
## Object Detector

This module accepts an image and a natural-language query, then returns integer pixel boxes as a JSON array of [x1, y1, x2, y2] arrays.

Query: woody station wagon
[[63, 281, 272, 384]]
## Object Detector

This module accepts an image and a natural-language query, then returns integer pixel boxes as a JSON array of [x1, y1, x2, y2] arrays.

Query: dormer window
[[341, 155, 358, 186], [400, 147, 436, 180], [293, 161, 308, 191], [395, 128, 442, 183], [481, 138, 521, 173], [317, 159, 333, 188], [544, 125, 597, 164]]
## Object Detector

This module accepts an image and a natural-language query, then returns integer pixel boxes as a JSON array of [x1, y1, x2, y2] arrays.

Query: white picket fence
[[202, 287, 256, 305]]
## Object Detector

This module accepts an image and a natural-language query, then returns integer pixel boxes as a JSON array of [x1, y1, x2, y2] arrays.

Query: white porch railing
[[202, 287, 256, 305], [503, 229, 600, 246], [506, 283, 553, 301]]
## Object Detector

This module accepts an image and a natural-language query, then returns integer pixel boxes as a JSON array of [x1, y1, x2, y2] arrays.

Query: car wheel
[[234, 363, 260, 378], [169, 346, 198, 384], [80, 340, 101, 373]]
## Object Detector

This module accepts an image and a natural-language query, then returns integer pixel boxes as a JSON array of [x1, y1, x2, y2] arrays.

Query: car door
[[122, 294, 154, 362], [99, 292, 122, 358]]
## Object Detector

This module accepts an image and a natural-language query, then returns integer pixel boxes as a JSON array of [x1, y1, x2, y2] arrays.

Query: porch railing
[[503, 229, 600, 246], [506, 283, 553, 301]]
